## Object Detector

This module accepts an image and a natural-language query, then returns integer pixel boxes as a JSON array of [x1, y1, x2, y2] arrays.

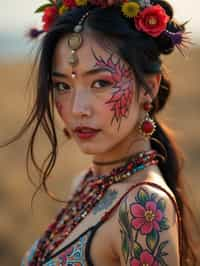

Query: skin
[[23, 32, 180, 266], [116, 186, 180, 266], [49, 30, 180, 266], [92, 50, 135, 130], [119, 188, 170, 265], [93, 189, 118, 214], [52, 32, 161, 177], [22, 183, 180, 266]]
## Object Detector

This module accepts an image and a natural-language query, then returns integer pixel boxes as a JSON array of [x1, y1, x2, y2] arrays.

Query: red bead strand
[[29, 149, 158, 265]]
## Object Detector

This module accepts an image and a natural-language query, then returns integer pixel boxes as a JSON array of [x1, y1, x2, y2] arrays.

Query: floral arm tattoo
[[92, 50, 135, 130], [119, 188, 170, 265]]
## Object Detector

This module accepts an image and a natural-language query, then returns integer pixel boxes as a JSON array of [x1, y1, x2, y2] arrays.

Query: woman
[[13, 0, 198, 265]]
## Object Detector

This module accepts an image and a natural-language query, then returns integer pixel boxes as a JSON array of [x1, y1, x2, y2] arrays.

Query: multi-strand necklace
[[30, 149, 158, 265]]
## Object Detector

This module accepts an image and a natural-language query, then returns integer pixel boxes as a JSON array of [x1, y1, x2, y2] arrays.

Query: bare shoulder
[[115, 183, 180, 266]]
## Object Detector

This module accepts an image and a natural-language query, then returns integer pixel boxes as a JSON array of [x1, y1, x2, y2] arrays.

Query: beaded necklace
[[30, 149, 158, 265]]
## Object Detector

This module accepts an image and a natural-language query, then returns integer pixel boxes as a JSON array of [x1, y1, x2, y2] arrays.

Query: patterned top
[[21, 181, 182, 266], [21, 226, 97, 266]]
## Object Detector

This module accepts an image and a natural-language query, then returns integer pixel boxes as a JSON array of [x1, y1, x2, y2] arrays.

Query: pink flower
[[131, 250, 159, 266], [134, 4, 169, 37], [130, 200, 163, 234], [42, 6, 58, 32]]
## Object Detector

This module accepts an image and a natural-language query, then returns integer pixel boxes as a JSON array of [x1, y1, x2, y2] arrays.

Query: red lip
[[74, 126, 100, 132], [74, 126, 101, 140]]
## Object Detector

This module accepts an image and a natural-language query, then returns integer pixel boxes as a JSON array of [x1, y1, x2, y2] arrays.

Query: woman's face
[[52, 33, 149, 157]]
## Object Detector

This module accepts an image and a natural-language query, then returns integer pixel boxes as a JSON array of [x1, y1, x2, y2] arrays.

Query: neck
[[91, 137, 152, 177]]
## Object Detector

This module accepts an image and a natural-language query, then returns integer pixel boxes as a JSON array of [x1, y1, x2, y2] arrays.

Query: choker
[[92, 150, 151, 166], [29, 149, 158, 265]]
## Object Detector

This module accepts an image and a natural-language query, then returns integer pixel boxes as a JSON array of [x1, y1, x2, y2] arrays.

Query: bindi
[[71, 71, 77, 79], [92, 50, 134, 130]]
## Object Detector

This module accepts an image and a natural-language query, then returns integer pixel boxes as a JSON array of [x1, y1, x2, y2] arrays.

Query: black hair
[[2, 1, 199, 264]]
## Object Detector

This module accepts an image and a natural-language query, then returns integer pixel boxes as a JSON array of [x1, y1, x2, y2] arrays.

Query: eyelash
[[52, 82, 70, 93], [52, 79, 113, 93], [92, 79, 113, 89]]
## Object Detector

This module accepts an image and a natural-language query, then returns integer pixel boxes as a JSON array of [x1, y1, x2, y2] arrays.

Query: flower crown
[[30, 0, 191, 54]]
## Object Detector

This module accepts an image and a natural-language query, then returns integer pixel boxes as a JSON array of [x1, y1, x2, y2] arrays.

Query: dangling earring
[[63, 128, 71, 139], [138, 102, 156, 137]]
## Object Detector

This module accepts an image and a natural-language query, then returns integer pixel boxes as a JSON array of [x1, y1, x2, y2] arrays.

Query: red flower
[[88, 0, 109, 8], [134, 5, 169, 37], [131, 250, 159, 266], [63, 0, 76, 8], [42, 6, 58, 32], [130, 200, 163, 234]]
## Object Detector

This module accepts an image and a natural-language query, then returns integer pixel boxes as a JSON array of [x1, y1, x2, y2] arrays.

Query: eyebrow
[[52, 71, 69, 78], [51, 67, 112, 78]]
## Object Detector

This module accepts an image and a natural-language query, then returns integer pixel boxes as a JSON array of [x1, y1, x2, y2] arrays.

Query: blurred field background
[[0, 46, 200, 265], [0, 3, 200, 266]]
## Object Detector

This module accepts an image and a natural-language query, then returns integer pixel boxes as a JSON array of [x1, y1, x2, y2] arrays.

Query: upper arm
[[117, 185, 180, 266]]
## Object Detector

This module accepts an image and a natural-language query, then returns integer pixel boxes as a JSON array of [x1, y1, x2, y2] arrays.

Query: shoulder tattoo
[[93, 189, 118, 215], [119, 187, 170, 265]]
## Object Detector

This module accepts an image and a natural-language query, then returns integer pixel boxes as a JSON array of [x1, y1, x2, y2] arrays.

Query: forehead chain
[[67, 12, 89, 78]]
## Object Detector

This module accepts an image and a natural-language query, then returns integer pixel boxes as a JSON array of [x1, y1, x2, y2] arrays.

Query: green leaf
[[119, 198, 132, 236], [157, 240, 169, 258], [120, 228, 130, 264], [157, 198, 166, 212], [151, 193, 157, 201], [160, 252, 168, 257], [159, 217, 170, 231], [158, 240, 169, 253], [136, 188, 150, 206], [157, 256, 168, 266], [56, 0, 63, 6], [119, 197, 133, 263], [35, 3, 53, 13], [146, 229, 159, 252], [133, 241, 142, 259]]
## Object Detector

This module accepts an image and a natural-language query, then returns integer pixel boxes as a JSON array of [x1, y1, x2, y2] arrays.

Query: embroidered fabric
[[44, 229, 92, 265], [21, 229, 92, 266], [22, 181, 182, 266]]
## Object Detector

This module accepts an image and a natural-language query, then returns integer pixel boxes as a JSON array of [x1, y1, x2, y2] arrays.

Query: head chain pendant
[[67, 12, 89, 78]]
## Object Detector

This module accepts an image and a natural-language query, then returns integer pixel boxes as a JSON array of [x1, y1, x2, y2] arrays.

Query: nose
[[72, 90, 92, 117]]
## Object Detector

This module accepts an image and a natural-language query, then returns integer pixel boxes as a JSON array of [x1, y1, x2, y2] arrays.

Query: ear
[[140, 73, 162, 103]]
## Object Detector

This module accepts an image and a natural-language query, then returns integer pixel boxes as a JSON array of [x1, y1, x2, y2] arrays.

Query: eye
[[92, 79, 113, 89], [52, 82, 70, 93]]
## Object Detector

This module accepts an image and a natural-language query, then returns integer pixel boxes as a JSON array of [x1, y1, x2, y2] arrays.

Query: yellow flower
[[75, 0, 87, 6], [59, 5, 69, 15], [122, 2, 140, 18]]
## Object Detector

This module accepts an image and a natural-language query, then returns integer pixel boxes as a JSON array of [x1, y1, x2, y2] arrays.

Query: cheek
[[105, 83, 136, 122], [55, 101, 64, 119], [101, 97, 115, 120]]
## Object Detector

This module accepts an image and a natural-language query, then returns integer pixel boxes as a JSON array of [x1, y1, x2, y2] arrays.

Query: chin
[[78, 144, 101, 155], [76, 140, 118, 156]]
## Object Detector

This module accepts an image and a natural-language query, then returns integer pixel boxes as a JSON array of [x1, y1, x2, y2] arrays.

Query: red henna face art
[[52, 35, 144, 159], [93, 52, 135, 130]]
